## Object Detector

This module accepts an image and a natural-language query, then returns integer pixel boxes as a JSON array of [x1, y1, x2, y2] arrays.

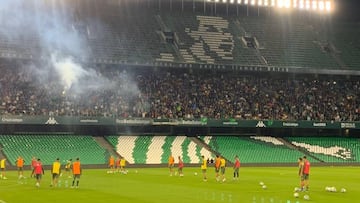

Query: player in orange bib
[[15, 156, 25, 179], [108, 156, 115, 173], [168, 153, 175, 176], [71, 158, 81, 188], [214, 155, 221, 181]]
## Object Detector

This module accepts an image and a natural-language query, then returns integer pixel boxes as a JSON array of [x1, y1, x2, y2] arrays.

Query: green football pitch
[[0, 166, 358, 203]]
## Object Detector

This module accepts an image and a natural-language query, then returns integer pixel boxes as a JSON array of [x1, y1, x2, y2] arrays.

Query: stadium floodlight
[[244, 0, 249, 5], [319, 1, 324, 10], [222, 0, 227, 3], [277, 0, 284, 8], [230, 0, 234, 3], [258, 0, 263, 6], [325, 1, 331, 12], [271, 0, 276, 7], [264, 0, 269, 6], [312, 0, 317, 10], [284, 0, 291, 8], [293, 0, 298, 8], [299, 0, 304, 9], [251, 0, 256, 5], [237, 0, 242, 4], [305, 0, 311, 10]]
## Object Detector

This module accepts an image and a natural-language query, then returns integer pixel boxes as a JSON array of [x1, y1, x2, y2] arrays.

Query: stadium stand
[[106, 135, 136, 164], [329, 23, 360, 69], [228, 17, 265, 65], [0, 62, 359, 121], [2, 134, 358, 165], [146, 136, 166, 164], [86, 6, 177, 64], [132, 136, 153, 164], [0, 2, 360, 70], [205, 136, 315, 163], [285, 137, 360, 163], [237, 16, 339, 68], [0, 1, 360, 167], [106, 135, 212, 164], [0, 135, 106, 165]]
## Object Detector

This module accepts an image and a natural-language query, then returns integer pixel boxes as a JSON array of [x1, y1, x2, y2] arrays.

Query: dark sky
[[335, 0, 360, 21]]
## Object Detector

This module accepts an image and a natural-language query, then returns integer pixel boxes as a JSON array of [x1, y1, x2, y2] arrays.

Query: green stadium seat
[[285, 137, 360, 163], [106, 135, 211, 164], [0, 135, 106, 165], [202, 136, 309, 163]]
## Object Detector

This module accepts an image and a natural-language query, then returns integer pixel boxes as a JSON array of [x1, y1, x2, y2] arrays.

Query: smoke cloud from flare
[[51, 54, 88, 93], [51, 53, 120, 96], [1, 0, 143, 115]]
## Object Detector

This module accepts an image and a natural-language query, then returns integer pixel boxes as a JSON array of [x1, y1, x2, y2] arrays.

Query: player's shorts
[[73, 174, 81, 179], [0, 168, 4, 171], [18, 167, 23, 171], [234, 167, 239, 173], [65, 168, 70, 172], [202, 169, 207, 173], [168, 164, 174, 169], [301, 174, 309, 181], [215, 167, 220, 173], [35, 174, 42, 180], [52, 173, 60, 179], [220, 167, 226, 174]]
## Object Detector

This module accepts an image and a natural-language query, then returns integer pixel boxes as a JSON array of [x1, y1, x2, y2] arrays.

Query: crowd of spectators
[[0, 62, 359, 122]]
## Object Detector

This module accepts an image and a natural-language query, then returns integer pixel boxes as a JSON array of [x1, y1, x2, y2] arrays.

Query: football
[[294, 192, 299, 198], [303, 194, 310, 200]]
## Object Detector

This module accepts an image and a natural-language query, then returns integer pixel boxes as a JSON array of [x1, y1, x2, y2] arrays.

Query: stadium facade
[[0, 0, 359, 166]]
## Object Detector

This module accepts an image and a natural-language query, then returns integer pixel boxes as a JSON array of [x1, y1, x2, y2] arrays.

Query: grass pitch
[[0, 166, 358, 203]]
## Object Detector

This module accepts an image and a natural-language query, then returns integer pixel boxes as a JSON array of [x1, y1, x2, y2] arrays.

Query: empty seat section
[[205, 136, 306, 163], [286, 137, 360, 163], [0, 135, 106, 165]]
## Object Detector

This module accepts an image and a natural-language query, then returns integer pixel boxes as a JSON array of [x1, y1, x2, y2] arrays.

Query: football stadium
[[0, 0, 359, 202]]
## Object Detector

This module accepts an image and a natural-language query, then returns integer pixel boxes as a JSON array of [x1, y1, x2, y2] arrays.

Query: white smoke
[[51, 54, 91, 94], [0, 0, 141, 103]]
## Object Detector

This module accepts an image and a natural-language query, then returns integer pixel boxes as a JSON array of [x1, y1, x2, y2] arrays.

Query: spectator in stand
[[0, 62, 359, 122]]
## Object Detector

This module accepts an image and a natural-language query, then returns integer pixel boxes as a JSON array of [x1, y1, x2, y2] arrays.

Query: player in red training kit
[[178, 156, 184, 177], [32, 159, 44, 187], [233, 155, 240, 180], [301, 156, 310, 191]]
